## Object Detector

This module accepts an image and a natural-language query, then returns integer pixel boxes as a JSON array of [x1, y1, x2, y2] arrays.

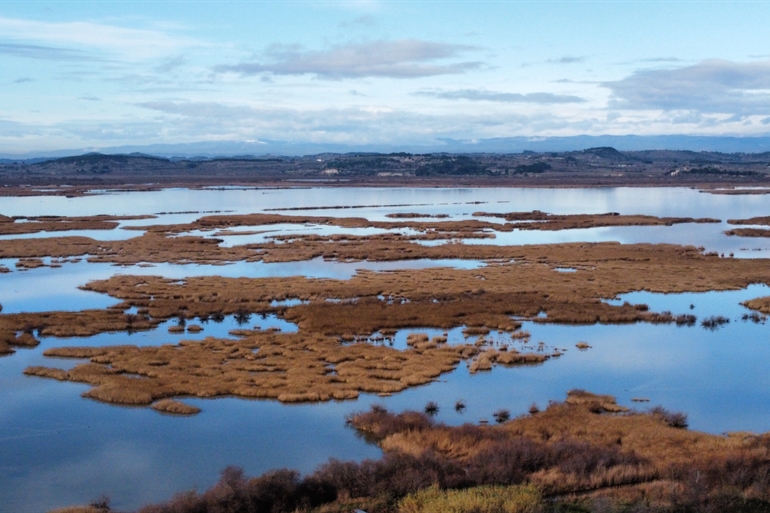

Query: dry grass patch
[[474, 211, 718, 231], [8, 212, 770, 418], [468, 349, 549, 373], [0, 212, 744, 272], [25, 330, 475, 411], [743, 296, 770, 314], [349, 390, 770, 506], [0, 309, 160, 355], [0, 340, 14, 356], [725, 216, 770, 237], [398, 484, 543, 513], [0, 214, 154, 236], [16, 257, 46, 269], [725, 228, 770, 238], [565, 389, 628, 413], [151, 399, 201, 415], [14, 237, 770, 407], [728, 216, 770, 226]]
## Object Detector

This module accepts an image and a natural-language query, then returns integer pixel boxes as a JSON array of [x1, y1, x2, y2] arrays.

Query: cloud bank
[[215, 39, 481, 79], [605, 59, 770, 115], [0, 42, 94, 61], [416, 89, 586, 104], [0, 16, 199, 61]]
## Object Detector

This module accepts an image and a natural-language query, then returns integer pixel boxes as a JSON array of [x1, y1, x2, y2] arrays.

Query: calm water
[[2, 187, 770, 512]]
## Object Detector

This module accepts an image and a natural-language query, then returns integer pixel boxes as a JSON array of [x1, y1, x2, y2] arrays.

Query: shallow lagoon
[[2, 186, 770, 512], [2, 186, 769, 257]]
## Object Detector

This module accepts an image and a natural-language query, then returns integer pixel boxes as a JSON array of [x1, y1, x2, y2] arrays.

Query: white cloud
[[548, 56, 586, 64], [0, 16, 201, 61], [416, 89, 586, 104], [604, 59, 770, 115], [214, 39, 482, 79], [0, 42, 96, 61], [126, 99, 581, 143]]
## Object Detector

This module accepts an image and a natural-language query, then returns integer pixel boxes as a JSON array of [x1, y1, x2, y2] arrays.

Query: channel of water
[[2, 186, 770, 512]]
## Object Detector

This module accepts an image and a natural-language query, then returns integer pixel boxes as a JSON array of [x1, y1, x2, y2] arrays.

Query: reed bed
[[25, 330, 473, 410], [151, 399, 201, 415], [0, 211, 759, 277], [398, 484, 542, 513], [728, 216, 770, 226], [473, 211, 719, 231], [14, 234, 770, 408], [743, 296, 770, 314], [725, 227, 770, 238], [0, 309, 159, 343], [0, 214, 154, 236], [8, 211, 770, 417]]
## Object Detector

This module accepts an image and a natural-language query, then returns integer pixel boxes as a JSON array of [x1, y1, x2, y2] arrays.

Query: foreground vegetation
[[57, 391, 770, 513]]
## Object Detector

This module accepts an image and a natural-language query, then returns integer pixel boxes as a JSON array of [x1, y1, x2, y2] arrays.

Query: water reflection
[[0, 257, 484, 314], [2, 284, 770, 511], [3, 187, 770, 511], [2, 186, 769, 221], [2, 187, 770, 257]]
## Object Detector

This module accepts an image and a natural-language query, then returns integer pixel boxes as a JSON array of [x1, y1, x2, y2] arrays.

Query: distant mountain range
[[2, 135, 770, 161]]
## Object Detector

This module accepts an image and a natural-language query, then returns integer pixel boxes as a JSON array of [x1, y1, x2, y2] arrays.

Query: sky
[[2, 0, 770, 154]]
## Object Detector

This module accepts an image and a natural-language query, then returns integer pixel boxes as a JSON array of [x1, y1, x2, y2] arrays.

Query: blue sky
[[2, 0, 770, 153]]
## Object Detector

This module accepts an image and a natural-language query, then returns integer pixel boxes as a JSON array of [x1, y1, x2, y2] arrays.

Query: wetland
[[3, 186, 770, 512]]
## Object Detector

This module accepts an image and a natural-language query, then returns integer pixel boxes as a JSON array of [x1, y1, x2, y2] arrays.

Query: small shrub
[[493, 409, 511, 424], [701, 315, 730, 330], [348, 407, 433, 439], [371, 404, 387, 414], [466, 438, 548, 484], [89, 496, 111, 512], [674, 314, 697, 326], [234, 309, 251, 326], [425, 401, 439, 416], [650, 406, 689, 429], [742, 312, 766, 324], [528, 403, 540, 415], [455, 400, 466, 412]]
